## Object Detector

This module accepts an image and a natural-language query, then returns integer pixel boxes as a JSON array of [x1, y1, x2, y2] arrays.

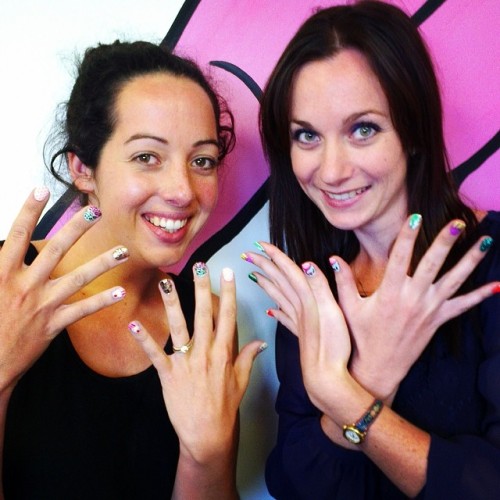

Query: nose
[[158, 160, 194, 207], [318, 140, 353, 186]]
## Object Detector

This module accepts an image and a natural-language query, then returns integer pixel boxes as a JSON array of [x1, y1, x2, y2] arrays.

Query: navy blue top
[[265, 212, 500, 500], [3, 244, 195, 500]]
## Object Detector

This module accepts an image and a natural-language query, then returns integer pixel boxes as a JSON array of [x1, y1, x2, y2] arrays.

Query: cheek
[[291, 149, 315, 184], [196, 176, 218, 211]]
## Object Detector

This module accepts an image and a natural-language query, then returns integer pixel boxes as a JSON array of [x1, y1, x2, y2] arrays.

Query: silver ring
[[172, 337, 194, 354]]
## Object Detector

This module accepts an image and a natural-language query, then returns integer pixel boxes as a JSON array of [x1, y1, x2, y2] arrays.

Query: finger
[[29, 205, 104, 282], [53, 286, 126, 334], [244, 243, 305, 311], [1, 187, 51, 270], [158, 277, 191, 351], [192, 262, 214, 352], [439, 281, 500, 326], [247, 270, 296, 324], [412, 219, 467, 287], [128, 320, 170, 375], [234, 340, 269, 390], [265, 307, 299, 336], [382, 213, 422, 291], [49, 246, 129, 305], [435, 236, 495, 299], [213, 268, 237, 350], [327, 255, 360, 306]]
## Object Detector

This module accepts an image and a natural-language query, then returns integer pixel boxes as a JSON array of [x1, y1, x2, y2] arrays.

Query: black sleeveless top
[[3, 243, 195, 499]]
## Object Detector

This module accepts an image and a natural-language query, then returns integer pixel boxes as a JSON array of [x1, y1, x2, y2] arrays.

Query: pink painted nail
[[302, 262, 316, 277], [34, 186, 50, 201], [241, 252, 253, 263], [83, 206, 102, 222]]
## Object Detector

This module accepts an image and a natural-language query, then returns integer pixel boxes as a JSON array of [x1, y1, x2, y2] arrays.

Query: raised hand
[[333, 215, 500, 400], [128, 263, 266, 465], [241, 245, 356, 414], [0, 187, 128, 393]]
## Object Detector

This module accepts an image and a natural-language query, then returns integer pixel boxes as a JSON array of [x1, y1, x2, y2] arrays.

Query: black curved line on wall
[[411, 0, 446, 26], [210, 61, 263, 100], [452, 131, 500, 186], [161, 0, 202, 51]]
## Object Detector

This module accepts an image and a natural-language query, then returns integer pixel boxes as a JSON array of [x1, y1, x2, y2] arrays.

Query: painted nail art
[[254, 241, 266, 252], [193, 262, 208, 277], [266, 309, 274, 318], [128, 321, 141, 335], [492, 284, 500, 295], [409, 213, 422, 230], [34, 186, 49, 201], [241, 252, 253, 263], [258, 342, 269, 354], [112, 247, 129, 261], [329, 257, 340, 272], [83, 206, 102, 222], [248, 272, 258, 283], [112, 287, 126, 300], [450, 220, 466, 236], [160, 279, 173, 294], [222, 267, 234, 282], [480, 237, 493, 252], [302, 262, 316, 277]]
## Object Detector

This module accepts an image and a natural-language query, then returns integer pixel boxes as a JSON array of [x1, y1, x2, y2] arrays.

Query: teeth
[[145, 216, 188, 233], [327, 187, 368, 201]]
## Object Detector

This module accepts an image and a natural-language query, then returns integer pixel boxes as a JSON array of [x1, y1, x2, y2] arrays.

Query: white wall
[[0, 0, 184, 238]]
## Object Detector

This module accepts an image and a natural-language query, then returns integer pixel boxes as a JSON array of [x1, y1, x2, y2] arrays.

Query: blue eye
[[351, 122, 381, 141], [291, 128, 320, 145]]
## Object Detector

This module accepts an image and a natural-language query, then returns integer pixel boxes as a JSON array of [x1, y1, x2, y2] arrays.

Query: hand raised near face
[[333, 214, 500, 401], [241, 245, 358, 416], [0, 187, 128, 394], [128, 263, 267, 465]]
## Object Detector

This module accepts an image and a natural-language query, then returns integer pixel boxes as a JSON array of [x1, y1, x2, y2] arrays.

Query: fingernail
[[480, 237, 493, 252], [450, 220, 466, 236], [492, 284, 500, 295], [266, 309, 274, 318], [160, 278, 173, 294], [329, 257, 340, 272], [254, 241, 266, 253], [112, 247, 129, 261], [34, 186, 50, 201], [83, 206, 102, 222], [128, 321, 140, 335], [302, 262, 315, 276], [222, 267, 234, 282], [258, 342, 268, 354], [112, 287, 126, 300], [248, 272, 258, 283], [241, 252, 253, 263], [193, 262, 208, 277], [409, 213, 422, 230]]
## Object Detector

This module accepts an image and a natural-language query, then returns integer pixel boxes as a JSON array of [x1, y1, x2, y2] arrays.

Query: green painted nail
[[248, 272, 258, 283], [254, 241, 265, 252], [409, 214, 422, 230], [480, 237, 493, 252]]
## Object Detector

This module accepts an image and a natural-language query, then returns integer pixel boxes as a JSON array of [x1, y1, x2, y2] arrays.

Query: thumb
[[234, 340, 269, 389]]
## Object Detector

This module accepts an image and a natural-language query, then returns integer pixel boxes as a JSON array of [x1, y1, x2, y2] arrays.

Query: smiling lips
[[145, 215, 188, 233], [325, 186, 370, 201]]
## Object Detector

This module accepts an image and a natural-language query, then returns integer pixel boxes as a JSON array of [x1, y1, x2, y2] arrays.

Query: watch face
[[344, 428, 362, 444]]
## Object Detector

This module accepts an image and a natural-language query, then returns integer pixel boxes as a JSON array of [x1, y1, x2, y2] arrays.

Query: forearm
[[0, 388, 14, 500], [321, 402, 430, 497], [172, 449, 238, 500]]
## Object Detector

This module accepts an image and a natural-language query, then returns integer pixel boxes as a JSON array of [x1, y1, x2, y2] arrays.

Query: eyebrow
[[125, 134, 219, 148], [290, 110, 386, 128]]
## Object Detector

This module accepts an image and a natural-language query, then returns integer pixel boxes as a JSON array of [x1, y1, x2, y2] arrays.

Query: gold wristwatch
[[343, 399, 383, 445]]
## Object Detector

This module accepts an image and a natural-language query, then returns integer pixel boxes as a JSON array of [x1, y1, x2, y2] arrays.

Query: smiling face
[[76, 72, 220, 269], [289, 49, 408, 238]]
